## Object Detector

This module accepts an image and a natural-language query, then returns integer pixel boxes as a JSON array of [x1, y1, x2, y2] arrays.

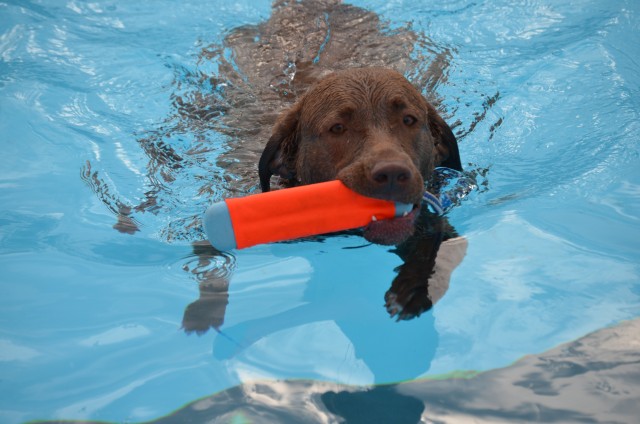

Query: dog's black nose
[[370, 161, 412, 188]]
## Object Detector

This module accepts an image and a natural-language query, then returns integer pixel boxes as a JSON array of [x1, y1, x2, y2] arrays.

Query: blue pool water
[[1, 0, 639, 422]]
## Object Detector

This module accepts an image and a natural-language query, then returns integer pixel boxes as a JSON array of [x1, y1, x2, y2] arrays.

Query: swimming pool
[[1, 0, 639, 423]]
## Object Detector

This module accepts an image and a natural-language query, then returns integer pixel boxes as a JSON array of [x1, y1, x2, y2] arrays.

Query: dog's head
[[259, 67, 461, 245]]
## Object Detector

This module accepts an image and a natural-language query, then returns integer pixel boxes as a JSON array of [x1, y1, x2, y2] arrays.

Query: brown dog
[[82, 0, 467, 333], [178, 2, 467, 333], [182, 67, 465, 333]]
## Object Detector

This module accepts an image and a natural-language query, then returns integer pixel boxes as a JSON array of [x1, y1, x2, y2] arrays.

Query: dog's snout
[[370, 161, 413, 188]]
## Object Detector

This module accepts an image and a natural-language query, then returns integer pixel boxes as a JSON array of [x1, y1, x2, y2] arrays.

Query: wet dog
[[179, 1, 467, 334], [82, 0, 467, 334]]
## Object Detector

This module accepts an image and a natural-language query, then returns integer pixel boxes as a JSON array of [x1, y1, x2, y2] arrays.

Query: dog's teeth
[[371, 215, 378, 222]]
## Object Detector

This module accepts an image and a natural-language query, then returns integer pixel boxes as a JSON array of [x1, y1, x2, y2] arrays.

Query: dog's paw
[[384, 286, 433, 321], [181, 295, 228, 335]]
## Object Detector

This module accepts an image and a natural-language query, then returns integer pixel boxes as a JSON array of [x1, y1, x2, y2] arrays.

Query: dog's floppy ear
[[258, 102, 302, 192], [427, 104, 462, 171]]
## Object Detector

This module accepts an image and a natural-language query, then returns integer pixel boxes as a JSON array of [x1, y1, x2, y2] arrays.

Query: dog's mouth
[[362, 203, 420, 245]]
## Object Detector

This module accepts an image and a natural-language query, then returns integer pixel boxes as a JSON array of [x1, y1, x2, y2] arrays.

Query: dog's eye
[[403, 115, 417, 126], [330, 123, 346, 134]]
